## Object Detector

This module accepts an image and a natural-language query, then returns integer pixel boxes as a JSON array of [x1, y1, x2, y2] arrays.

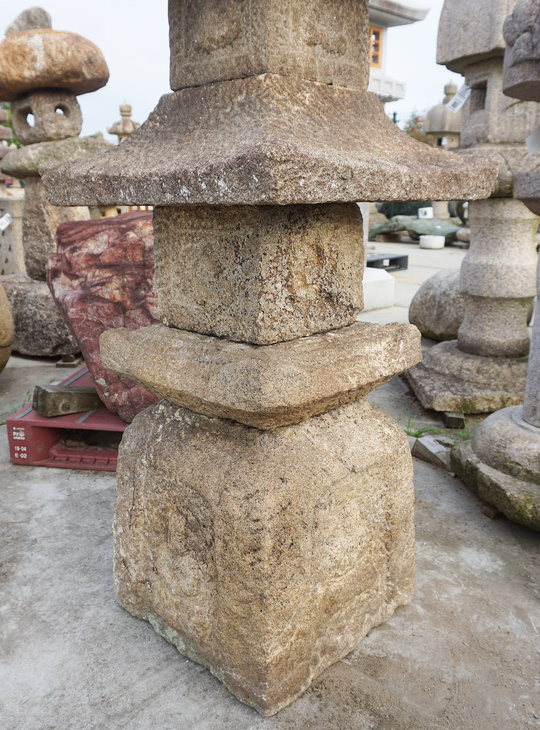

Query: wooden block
[[442, 411, 466, 429], [56, 355, 85, 368], [32, 384, 104, 418], [411, 435, 452, 471]]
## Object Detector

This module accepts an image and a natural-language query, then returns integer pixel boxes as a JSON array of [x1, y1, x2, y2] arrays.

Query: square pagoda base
[[113, 398, 415, 716]]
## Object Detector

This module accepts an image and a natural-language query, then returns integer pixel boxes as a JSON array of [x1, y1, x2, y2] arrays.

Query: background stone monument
[[0, 8, 112, 357], [41, 0, 496, 716], [107, 102, 140, 144], [407, 0, 540, 414], [452, 0, 540, 531]]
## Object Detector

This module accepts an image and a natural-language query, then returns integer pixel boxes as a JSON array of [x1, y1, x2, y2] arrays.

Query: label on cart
[[12, 426, 26, 441], [13, 444, 28, 459]]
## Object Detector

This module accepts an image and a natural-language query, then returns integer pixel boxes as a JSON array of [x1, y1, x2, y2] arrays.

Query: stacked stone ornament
[[0, 8, 112, 356], [41, 0, 497, 716], [407, 0, 540, 414], [452, 0, 540, 531]]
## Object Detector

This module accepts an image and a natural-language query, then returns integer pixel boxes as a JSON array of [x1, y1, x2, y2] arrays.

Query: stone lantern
[[407, 0, 540, 415], [0, 8, 113, 357], [451, 0, 540, 532], [41, 0, 496, 716]]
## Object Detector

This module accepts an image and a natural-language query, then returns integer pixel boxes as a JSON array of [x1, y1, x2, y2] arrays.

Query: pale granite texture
[[114, 398, 416, 716], [5, 7, 51, 35], [168, 0, 370, 91], [459, 143, 540, 197], [153, 203, 364, 344], [100, 321, 421, 429], [459, 59, 540, 148], [40, 76, 498, 208], [408, 268, 465, 342], [515, 169, 540, 213], [524, 298, 540, 426], [0, 29, 109, 101], [453, 0, 540, 532]]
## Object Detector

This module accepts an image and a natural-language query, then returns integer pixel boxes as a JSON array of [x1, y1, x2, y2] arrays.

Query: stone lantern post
[[41, 0, 496, 715], [451, 0, 540, 531]]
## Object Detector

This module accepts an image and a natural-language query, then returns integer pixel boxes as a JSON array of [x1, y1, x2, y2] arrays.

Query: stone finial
[[424, 82, 462, 139], [503, 0, 540, 100], [443, 81, 458, 103], [0, 29, 109, 101], [107, 103, 141, 143], [5, 7, 52, 35]]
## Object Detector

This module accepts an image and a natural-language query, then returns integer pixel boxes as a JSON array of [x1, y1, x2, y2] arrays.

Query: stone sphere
[[409, 268, 465, 341]]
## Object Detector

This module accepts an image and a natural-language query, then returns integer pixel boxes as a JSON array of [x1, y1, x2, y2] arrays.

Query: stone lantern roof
[[424, 82, 462, 136], [41, 0, 497, 207], [437, 0, 515, 74]]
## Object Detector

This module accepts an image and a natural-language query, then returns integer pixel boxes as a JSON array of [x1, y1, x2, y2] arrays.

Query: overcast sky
[[7, 0, 462, 140]]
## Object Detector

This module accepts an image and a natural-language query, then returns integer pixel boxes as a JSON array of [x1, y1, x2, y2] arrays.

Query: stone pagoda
[[41, 0, 496, 716], [407, 0, 540, 414], [452, 0, 540, 531]]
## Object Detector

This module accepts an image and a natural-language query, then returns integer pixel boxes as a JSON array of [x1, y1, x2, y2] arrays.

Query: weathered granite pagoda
[[41, 0, 496, 716]]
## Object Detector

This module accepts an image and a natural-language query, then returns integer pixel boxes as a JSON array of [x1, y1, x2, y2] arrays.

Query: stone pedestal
[[41, 0, 496, 715], [452, 406, 540, 530], [115, 398, 415, 716]]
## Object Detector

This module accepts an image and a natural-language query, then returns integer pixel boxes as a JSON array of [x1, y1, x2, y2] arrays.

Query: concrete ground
[[1, 242, 539, 730]]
